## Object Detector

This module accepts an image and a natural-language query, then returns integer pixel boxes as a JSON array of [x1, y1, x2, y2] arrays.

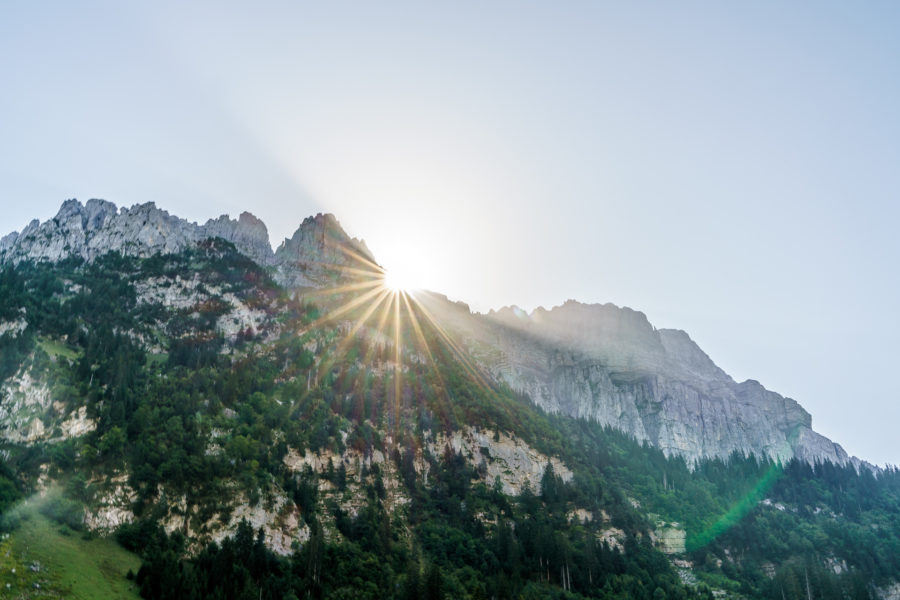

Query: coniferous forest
[[1, 243, 899, 599]]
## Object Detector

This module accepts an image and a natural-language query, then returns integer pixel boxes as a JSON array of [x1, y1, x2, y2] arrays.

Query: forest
[[1, 243, 899, 599]]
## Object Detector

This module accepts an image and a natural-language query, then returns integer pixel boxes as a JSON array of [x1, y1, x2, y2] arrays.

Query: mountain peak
[[203, 210, 273, 265], [273, 212, 377, 287], [0, 200, 376, 288], [277, 212, 372, 259], [51, 197, 118, 232]]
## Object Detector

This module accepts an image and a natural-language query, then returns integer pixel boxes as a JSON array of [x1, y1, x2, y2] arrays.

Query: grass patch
[[6, 499, 141, 600], [145, 352, 168, 367], [37, 337, 81, 361], [0, 531, 64, 598]]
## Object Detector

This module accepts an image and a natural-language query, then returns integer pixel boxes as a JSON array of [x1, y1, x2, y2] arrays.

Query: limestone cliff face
[[0, 199, 373, 288], [418, 294, 854, 466], [0, 366, 97, 445], [203, 211, 274, 266], [0, 199, 271, 265], [274, 212, 376, 287]]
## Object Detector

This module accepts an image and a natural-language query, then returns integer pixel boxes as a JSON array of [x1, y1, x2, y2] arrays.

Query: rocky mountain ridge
[[0, 199, 864, 468], [418, 295, 860, 467], [0, 198, 374, 288]]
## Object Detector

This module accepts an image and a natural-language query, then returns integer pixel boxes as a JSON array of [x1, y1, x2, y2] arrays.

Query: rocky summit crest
[[418, 294, 866, 469], [0, 199, 373, 288]]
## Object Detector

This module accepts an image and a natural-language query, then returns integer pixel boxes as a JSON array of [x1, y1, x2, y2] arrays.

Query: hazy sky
[[2, 2, 899, 465]]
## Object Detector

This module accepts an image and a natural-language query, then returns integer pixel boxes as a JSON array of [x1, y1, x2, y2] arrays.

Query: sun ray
[[399, 292, 433, 363], [306, 288, 393, 398], [292, 284, 389, 391], [288, 250, 517, 442], [309, 234, 384, 274], [304, 277, 384, 298], [393, 290, 402, 434], [295, 227, 384, 274], [301, 284, 387, 331], [331, 243, 384, 274], [310, 280, 398, 406], [320, 288, 393, 359], [400, 290, 448, 401], [346, 288, 392, 338], [412, 296, 498, 398], [410, 293, 530, 431], [289, 258, 384, 281], [358, 288, 397, 367], [331, 263, 384, 279]]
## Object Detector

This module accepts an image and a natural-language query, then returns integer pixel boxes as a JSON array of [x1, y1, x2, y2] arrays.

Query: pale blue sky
[[2, 2, 899, 464]]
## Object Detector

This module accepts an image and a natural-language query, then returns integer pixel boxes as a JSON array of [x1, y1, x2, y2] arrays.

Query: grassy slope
[[2, 503, 141, 600], [36, 337, 80, 361]]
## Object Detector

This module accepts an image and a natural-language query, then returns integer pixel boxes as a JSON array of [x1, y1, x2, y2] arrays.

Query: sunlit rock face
[[274, 212, 376, 288], [203, 211, 274, 266], [422, 295, 854, 466], [428, 427, 574, 496], [0, 199, 273, 266], [0, 199, 374, 288]]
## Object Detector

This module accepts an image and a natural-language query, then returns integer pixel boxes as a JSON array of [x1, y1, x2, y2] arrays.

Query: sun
[[383, 266, 421, 293]]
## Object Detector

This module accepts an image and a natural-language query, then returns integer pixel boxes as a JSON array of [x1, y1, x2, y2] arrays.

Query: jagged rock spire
[[0, 199, 377, 289]]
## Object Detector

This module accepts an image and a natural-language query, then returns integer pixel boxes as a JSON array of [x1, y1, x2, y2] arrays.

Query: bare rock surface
[[0, 199, 373, 289], [0, 368, 97, 444], [429, 427, 573, 495], [274, 212, 376, 287], [651, 523, 687, 554], [418, 293, 858, 466]]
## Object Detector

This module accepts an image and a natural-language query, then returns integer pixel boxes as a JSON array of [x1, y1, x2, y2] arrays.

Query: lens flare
[[292, 232, 508, 449]]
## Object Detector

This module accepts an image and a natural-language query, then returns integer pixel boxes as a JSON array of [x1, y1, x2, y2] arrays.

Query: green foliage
[[0, 462, 22, 532], [4, 502, 141, 599], [3, 246, 900, 600], [39, 492, 85, 531]]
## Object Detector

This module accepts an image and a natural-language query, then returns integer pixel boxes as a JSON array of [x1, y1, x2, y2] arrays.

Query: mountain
[[1, 199, 898, 600], [0, 198, 374, 287], [420, 296, 856, 467], [0, 199, 854, 468]]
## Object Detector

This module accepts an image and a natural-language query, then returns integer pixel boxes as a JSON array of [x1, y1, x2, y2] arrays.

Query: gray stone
[[417, 293, 863, 467], [0, 199, 375, 289], [274, 213, 377, 287]]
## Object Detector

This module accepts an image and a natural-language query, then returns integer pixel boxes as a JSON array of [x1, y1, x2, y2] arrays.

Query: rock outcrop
[[282, 426, 573, 498], [203, 211, 274, 266], [0, 199, 375, 288], [83, 476, 309, 556], [0, 367, 96, 445], [274, 212, 377, 287], [428, 427, 574, 495], [417, 293, 856, 466], [651, 523, 687, 554]]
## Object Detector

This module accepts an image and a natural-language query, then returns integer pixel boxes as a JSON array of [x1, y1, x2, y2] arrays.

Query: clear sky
[[2, 2, 899, 465]]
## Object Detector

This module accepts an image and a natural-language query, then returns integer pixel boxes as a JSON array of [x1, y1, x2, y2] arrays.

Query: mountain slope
[[417, 295, 854, 466], [0, 199, 856, 467], [1, 199, 897, 600]]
